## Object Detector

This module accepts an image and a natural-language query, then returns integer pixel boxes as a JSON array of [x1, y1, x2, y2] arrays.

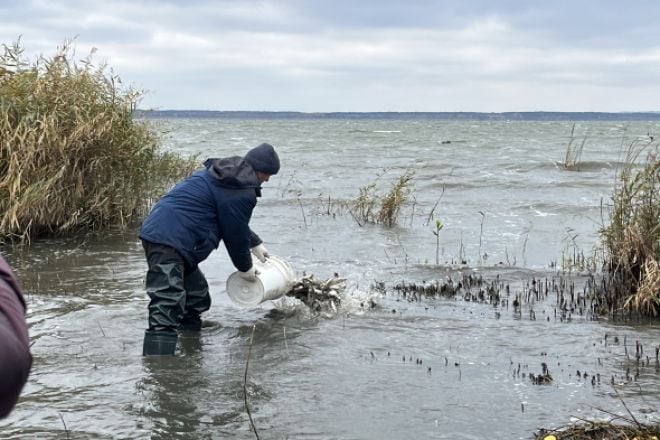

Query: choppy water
[[2, 118, 659, 439]]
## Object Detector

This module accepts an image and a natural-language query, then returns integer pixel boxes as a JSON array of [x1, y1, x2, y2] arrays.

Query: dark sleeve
[[249, 229, 262, 248], [0, 256, 32, 419], [218, 193, 257, 272]]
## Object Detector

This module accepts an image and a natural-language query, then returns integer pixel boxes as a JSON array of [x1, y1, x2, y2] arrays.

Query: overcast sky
[[3, 0, 660, 112]]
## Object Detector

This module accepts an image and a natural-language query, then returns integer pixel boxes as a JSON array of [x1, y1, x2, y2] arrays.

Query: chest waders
[[141, 241, 211, 356]]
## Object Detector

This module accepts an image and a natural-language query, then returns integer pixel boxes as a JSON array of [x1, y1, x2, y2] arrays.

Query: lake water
[[2, 117, 659, 439]]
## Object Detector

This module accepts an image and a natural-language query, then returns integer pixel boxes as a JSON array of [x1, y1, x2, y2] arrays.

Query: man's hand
[[251, 244, 270, 263], [237, 266, 259, 282]]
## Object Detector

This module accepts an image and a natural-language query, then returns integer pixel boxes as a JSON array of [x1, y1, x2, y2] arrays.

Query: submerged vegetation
[[0, 39, 195, 242], [600, 138, 660, 316]]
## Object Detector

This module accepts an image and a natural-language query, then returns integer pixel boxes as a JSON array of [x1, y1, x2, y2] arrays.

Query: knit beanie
[[244, 143, 280, 175]]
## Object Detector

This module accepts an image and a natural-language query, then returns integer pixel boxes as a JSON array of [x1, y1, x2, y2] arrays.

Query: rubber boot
[[178, 315, 202, 332], [143, 330, 178, 356]]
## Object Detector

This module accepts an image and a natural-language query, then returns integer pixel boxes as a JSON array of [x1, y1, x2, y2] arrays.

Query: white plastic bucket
[[226, 255, 297, 307]]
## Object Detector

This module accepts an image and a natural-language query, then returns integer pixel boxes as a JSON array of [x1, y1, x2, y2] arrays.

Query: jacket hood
[[204, 157, 262, 191]]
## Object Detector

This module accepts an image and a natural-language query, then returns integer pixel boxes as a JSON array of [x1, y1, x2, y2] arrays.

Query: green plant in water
[[0, 38, 196, 242], [432, 218, 444, 265], [600, 137, 660, 315]]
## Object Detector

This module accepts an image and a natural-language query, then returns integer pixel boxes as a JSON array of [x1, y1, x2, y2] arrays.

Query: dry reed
[[600, 138, 659, 316], [0, 38, 195, 242], [562, 123, 587, 170], [348, 169, 414, 227]]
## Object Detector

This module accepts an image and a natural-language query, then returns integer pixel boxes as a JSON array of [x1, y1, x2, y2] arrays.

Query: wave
[[502, 160, 621, 172], [553, 160, 621, 171], [510, 202, 602, 216]]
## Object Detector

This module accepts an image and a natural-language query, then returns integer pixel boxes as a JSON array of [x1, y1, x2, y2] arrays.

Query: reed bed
[[0, 39, 195, 242], [600, 139, 660, 316]]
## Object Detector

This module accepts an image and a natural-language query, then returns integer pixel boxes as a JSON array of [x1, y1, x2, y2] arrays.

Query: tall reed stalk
[[563, 123, 587, 170], [377, 170, 415, 227], [0, 39, 195, 242]]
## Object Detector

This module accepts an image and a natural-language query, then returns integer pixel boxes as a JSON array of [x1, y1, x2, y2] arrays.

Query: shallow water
[[2, 118, 659, 439]]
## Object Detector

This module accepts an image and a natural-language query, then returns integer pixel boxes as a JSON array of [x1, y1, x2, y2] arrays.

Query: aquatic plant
[[600, 138, 660, 316], [348, 169, 414, 227], [377, 169, 415, 226], [561, 228, 598, 273], [350, 178, 379, 226], [0, 38, 196, 242], [432, 218, 444, 265], [243, 324, 260, 440], [562, 123, 587, 170]]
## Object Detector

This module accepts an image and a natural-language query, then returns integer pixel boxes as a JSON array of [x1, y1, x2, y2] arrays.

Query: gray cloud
[[2, 0, 660, 111]]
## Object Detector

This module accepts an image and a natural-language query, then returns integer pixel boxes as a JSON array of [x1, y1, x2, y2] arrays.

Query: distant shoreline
[[136, 110, 660, 121]]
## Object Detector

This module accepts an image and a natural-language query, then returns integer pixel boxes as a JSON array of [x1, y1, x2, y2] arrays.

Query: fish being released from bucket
[[285, 274, 347, 313], [226, 255, 297, 307], [227, 257, 378, 314]]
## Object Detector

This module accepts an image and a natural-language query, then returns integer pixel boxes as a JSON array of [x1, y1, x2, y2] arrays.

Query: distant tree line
[[137, 110, 660, 121]]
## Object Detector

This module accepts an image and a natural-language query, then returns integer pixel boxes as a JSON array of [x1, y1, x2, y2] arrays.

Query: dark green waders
[[142, 241, 211, 356]]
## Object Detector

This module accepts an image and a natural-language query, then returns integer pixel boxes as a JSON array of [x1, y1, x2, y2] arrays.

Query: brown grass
[[600, 138, 659, 316], [348, 169, 414, 227], [0, 38, 196, 242]]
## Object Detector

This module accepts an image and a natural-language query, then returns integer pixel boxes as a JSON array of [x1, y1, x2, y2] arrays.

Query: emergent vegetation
[[562, 123, 587, 170], [348, 169, 415, 227], [0, 39, 195, 242], [600, 138, 659, 316]]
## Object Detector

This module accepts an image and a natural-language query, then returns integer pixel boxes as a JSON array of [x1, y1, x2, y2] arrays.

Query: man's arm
[[218, 194, 257, 272], [249, 229, 262, 248]]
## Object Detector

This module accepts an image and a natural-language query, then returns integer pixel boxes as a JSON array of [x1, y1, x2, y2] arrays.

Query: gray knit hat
[[244, 143, 280, 175]]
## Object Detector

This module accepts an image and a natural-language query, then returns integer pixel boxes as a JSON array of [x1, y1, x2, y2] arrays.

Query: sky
[[2, 0, 660, 112]]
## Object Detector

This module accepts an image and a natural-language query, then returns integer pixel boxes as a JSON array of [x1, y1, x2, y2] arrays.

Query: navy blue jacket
[[139, 157, 263, 272]]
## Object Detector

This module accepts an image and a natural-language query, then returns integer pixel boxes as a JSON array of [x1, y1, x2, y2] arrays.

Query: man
[[0, 255, 32, 417], [139, 142, 280, 355]]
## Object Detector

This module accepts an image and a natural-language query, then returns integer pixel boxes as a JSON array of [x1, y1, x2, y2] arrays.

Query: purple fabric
[[0, 255, 31, 419]]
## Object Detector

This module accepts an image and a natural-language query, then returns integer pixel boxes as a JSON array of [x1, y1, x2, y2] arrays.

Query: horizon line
[[135, 109, 660, 121], [139, 109, 660, 114]]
